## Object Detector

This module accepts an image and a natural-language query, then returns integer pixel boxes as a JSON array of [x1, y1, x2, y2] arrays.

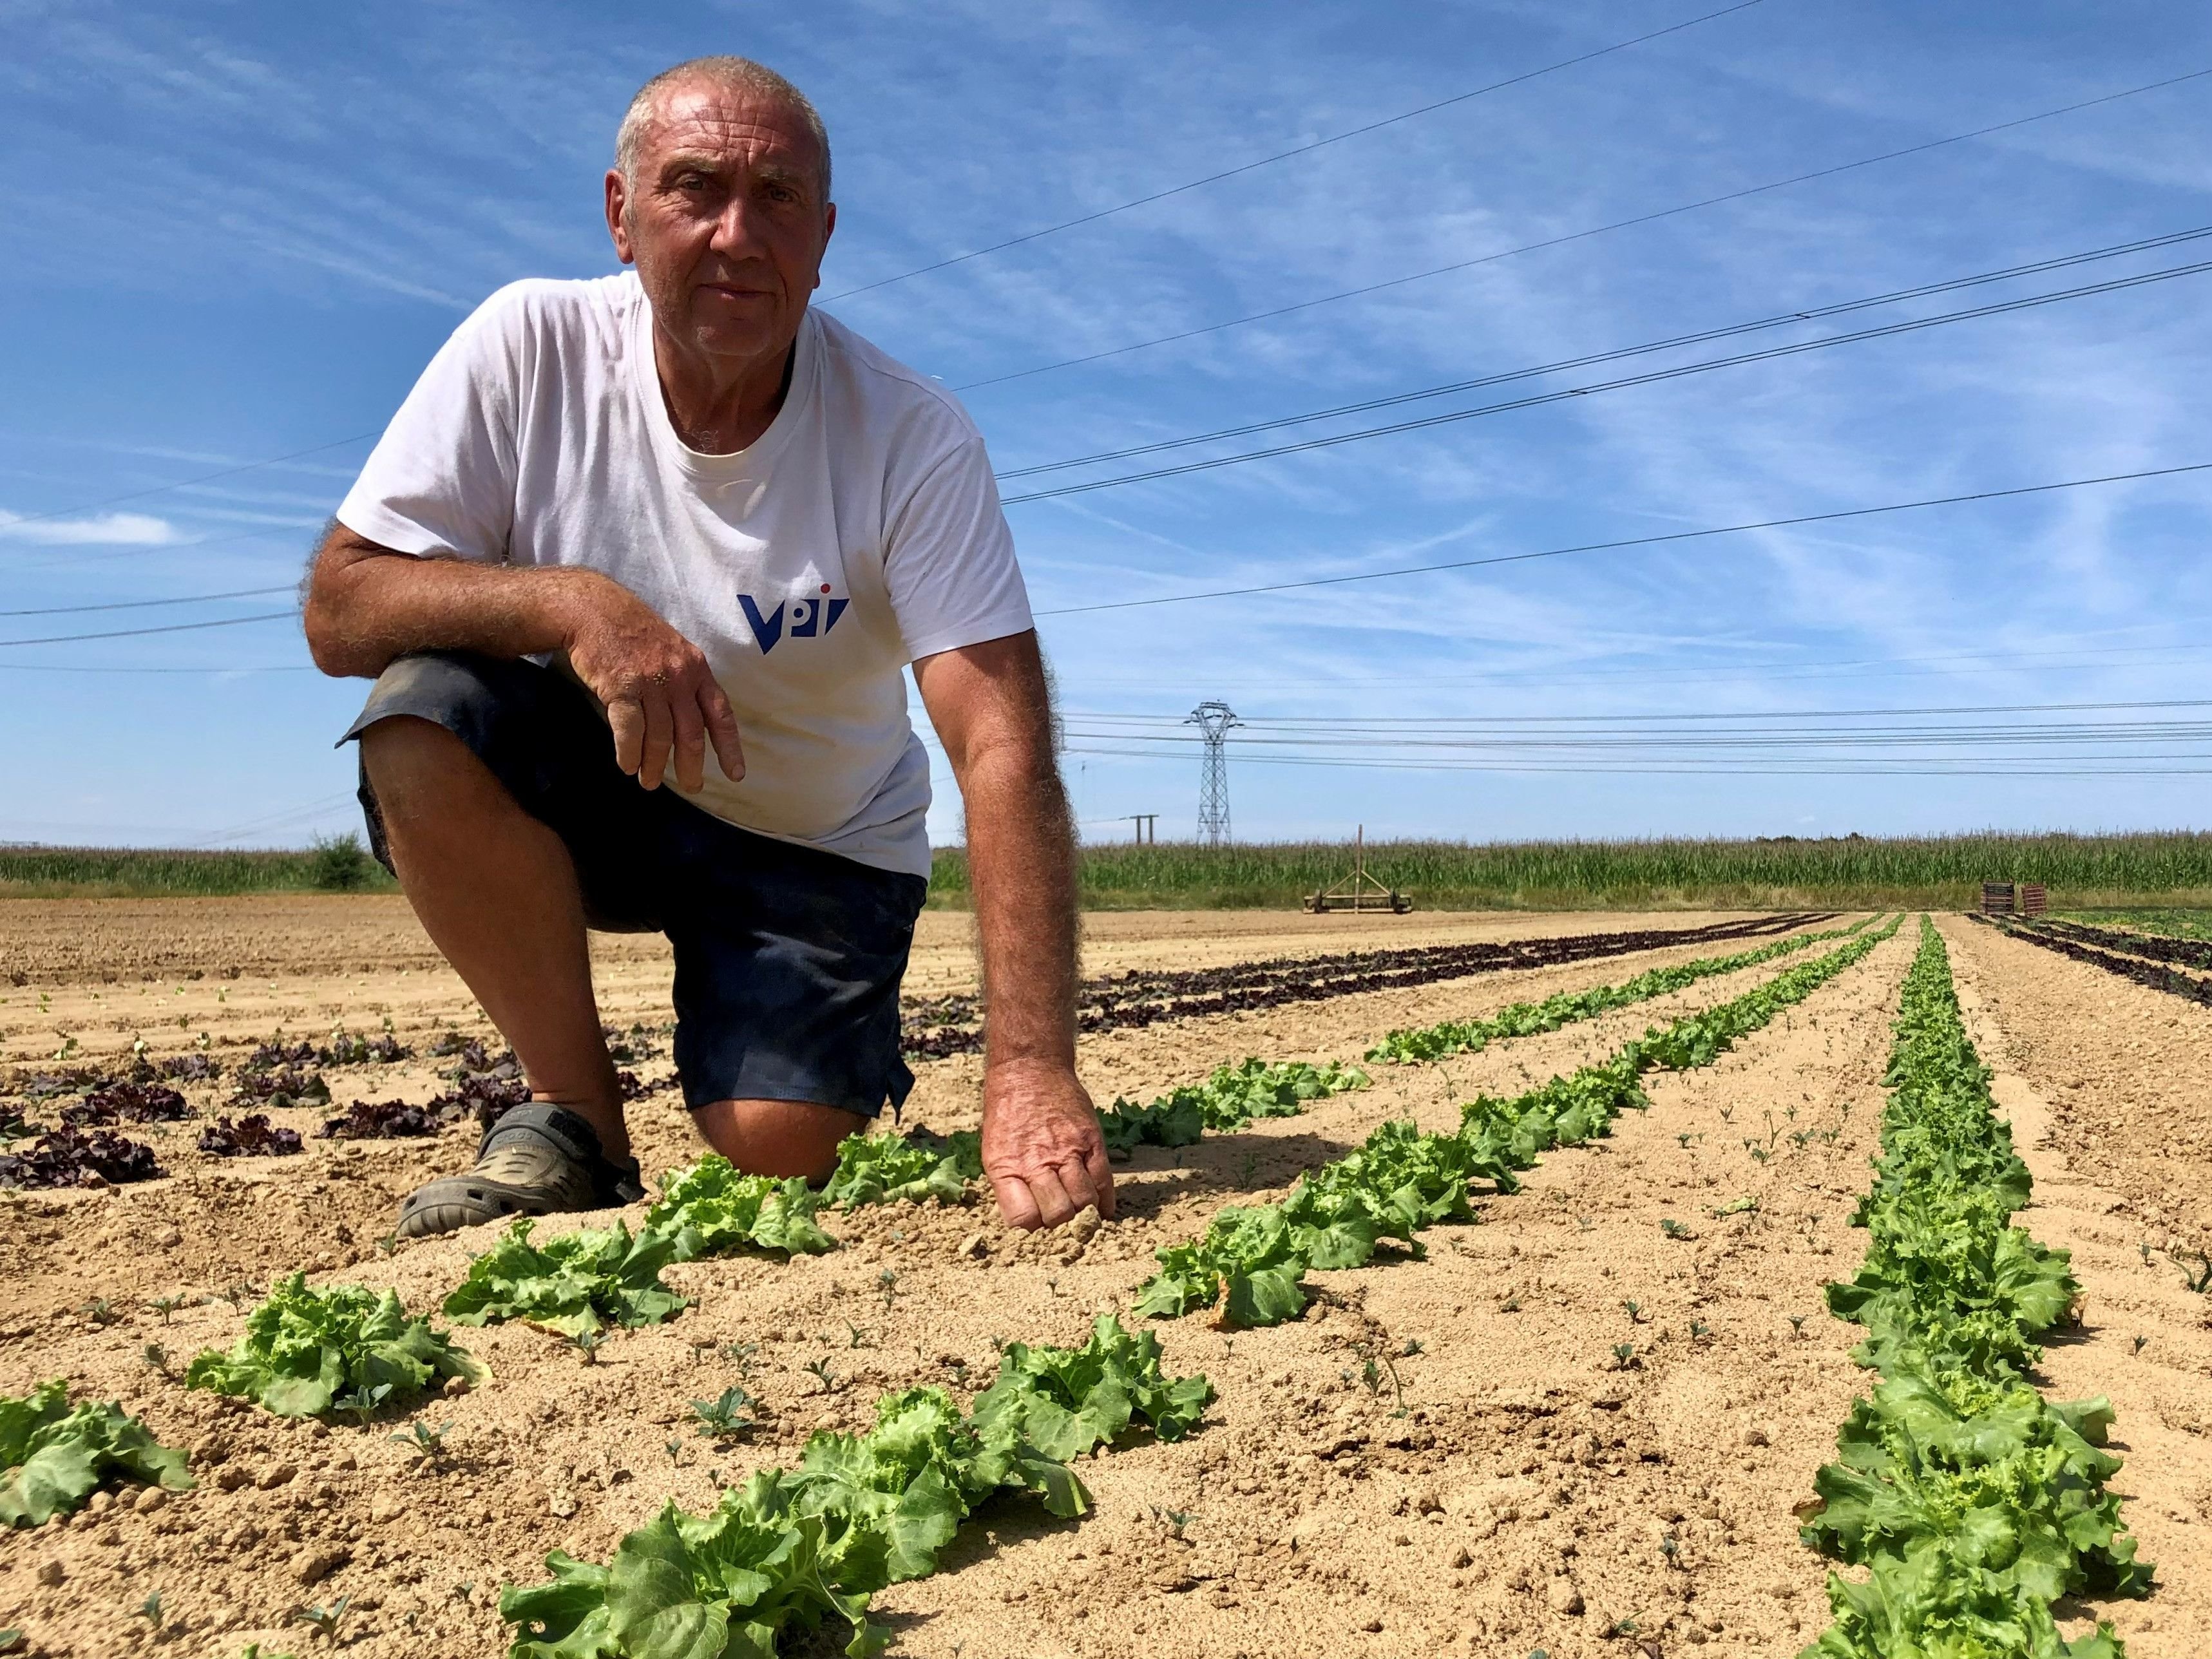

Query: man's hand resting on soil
[[982, 1057, 1114, 1231], [561, 578, 746, 793]]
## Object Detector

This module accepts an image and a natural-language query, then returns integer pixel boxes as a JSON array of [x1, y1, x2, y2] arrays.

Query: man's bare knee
[[360, 716, 507, 826], [692, 1099, 861, 1183]]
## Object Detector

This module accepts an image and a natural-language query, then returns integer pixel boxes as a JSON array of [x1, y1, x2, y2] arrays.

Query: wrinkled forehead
[[635, 79, 825, 186]]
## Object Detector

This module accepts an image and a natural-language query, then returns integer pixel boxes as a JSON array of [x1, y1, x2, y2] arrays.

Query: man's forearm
[[303, 529, 609, 679], [962, 741, 1080, 1069]]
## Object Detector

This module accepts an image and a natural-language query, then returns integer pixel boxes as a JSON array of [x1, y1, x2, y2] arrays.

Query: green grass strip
[[1134, 917, 1902, 1328], [1367, 913, 1877, 1063], [1798, 918, 2150, 1659], [499, 1315, 1212, 1658]]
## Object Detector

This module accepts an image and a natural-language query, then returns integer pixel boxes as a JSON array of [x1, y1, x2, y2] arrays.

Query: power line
[[1059, 744, 2212, 778], [953, 66, 2212, 393], [48, 225, 2211, 618], [823, 0, 1771, 303], [0, 584, 296, 618], [1031, 459, 2212, 617], [0, 611, 296, 649], [998, 225, 2212, 480], [13, 68, 2202, 548], [2, 435, 372, 531], [1000, 253, 2212, 503], [1066, 696, 2212, 724]]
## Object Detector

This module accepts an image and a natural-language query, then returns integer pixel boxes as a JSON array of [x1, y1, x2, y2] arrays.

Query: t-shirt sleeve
[[334, 289, 525, 562], [882, 435, 1034, 662]]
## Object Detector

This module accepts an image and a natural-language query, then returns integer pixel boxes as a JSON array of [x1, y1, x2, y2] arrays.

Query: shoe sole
[[395, 1175, 581, 1240]]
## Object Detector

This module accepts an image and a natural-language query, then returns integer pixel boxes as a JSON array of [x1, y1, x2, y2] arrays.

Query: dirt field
[[0, 900, 2204, 1658]]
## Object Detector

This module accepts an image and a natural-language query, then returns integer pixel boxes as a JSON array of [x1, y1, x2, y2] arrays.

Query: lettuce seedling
[[822, 1128, 980, 1209], [1, 1379, 193, 1526], [184, 1275, 481, 1419], [645, 1157, 836, 1260], [444, 1219, 686, 1338]]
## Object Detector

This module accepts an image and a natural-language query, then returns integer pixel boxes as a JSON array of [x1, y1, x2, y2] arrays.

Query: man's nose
[[709, 195, 770, 258]]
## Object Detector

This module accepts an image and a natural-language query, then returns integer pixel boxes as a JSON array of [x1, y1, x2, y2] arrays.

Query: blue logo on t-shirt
[[740, 587, 849, 655]]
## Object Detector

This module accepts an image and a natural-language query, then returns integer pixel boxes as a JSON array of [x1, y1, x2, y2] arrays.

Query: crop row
[[1364, 913, 1876, 1062], [1130, 918, 1903, 1328], [902, 912, 1842, 1058], [1795, 918, 2148, 1658], [1970, 913, 2212, 1010], [2025, 916, 2212, 971], [848, 916, 1881, 1202]]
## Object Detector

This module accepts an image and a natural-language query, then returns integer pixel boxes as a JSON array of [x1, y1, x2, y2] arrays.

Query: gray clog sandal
[[394, 1102, 644, 1240]]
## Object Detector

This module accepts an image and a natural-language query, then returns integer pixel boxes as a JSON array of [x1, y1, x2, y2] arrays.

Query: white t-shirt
[[336, 273, 1033, 880]]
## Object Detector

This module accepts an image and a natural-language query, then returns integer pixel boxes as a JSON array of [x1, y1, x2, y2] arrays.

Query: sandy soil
[[0, 904, 2200, 1658]]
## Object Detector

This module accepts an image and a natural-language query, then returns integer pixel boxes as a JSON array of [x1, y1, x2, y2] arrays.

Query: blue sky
[[7, 0, 2212, 851]]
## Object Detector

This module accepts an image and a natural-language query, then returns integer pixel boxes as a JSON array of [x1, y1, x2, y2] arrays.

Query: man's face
[[606, 79, 835, 371]]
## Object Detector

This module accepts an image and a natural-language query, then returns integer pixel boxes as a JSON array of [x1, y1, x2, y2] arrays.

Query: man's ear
[[605, 169, 636, 265]]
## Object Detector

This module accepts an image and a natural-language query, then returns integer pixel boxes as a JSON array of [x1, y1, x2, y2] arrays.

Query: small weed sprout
[[877, 1269, 900, 1309], [335, 1382, 392, 1426], [804, 1357, 836, 1392], [149, 1294, 186, 1325], [721, 1340, 759, 1375], [1788, 1314, 1809, 1338], [1612, 1342, 1637, 1370], [141, 1342, 169, 1376], [81, 1298, 118, 1327], [2172, 1249, 2212, 1294], [663, 1439, 685, 1466], [1718, 1106, 1734, 1124], [1689, 1319, 1712, 1340], [845, 1322, 875, 1349], [137, 1591, 164, 1627], [391, 1421, 451, 1463], [567, 1328, 607, 1366], [1660, 1219, 1691, 1240], [1621, 1300, 1645, 1324], [690, 1387, 756, 1441], [287, 1597, 350, 1643], [2132, 1334, 2150, 1356]]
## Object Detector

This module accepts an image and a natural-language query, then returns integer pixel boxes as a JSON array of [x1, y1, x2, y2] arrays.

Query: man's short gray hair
[[615, 56, 832, 200]]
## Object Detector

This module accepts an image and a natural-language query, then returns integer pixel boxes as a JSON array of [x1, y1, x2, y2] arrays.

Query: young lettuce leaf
[[184, 1274, 482, 1419], [1, 1379, 193, 1527]]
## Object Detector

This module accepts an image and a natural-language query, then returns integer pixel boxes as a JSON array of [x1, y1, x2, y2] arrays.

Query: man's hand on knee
[[560, 578, 747, 793], [980, 1057, 1112, 1231]]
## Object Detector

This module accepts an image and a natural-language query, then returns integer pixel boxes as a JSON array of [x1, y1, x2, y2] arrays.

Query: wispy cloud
[[0, 509, 183, 546]]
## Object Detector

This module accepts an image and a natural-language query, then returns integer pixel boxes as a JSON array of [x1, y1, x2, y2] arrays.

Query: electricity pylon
[[1187, 701, 1241, 846]]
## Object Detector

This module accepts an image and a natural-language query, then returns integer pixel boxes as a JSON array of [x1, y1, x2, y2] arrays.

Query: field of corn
[[2, 898, 2209, 1658], [12, 830, 2212, 911]]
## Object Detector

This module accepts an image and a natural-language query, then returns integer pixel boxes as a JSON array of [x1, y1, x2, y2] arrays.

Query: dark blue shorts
[[341, 651, 927, 1120]]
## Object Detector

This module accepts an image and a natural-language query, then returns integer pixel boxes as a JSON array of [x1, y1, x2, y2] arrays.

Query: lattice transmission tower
[[1187, 701, 1241, 847]]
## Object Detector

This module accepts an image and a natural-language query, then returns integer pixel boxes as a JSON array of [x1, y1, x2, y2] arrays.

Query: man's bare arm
[[913, 630, 1111, 1231], [302, 522, 743, 792]]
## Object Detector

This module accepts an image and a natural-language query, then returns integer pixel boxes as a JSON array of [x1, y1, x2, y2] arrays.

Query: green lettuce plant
[[184, 1275, 481, 1420]]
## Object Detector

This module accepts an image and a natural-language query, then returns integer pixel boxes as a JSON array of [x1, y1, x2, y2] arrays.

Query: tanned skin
[[301, 70, 1111, 1229]]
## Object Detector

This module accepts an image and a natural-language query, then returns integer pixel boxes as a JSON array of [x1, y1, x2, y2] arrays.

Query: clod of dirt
[[1547, 1577, 1586, 1615]]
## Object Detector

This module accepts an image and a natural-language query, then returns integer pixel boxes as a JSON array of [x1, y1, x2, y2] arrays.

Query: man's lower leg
[[360, 714, 629, 1161]]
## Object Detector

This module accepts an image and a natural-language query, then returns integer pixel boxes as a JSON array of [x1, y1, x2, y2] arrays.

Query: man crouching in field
[[302, 55, 1111, 1240]]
